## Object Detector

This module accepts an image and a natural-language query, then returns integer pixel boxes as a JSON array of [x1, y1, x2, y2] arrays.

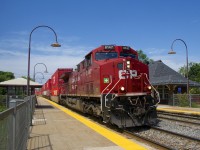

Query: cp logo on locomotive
[[119, 70, 137, 79]]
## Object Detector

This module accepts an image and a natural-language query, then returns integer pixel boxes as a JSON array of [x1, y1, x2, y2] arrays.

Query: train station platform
[[157, 104, 200, 116], [27, 97, 147, 150]]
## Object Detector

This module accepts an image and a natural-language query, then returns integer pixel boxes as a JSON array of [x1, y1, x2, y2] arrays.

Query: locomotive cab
[[94, 45, 159, 128]]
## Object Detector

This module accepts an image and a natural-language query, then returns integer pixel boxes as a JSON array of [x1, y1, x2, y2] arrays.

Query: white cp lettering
[[119, 70, 137, 79]]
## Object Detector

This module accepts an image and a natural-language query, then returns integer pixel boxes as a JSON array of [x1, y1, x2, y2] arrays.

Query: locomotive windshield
[[95, 52, 118, 60], [120, 53, 137, 59]]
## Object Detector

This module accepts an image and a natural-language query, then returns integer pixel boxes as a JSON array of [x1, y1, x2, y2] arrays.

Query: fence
[[0, 95, 36, 150], [172, 94, 200, 108], [0, 95, 26, 110]]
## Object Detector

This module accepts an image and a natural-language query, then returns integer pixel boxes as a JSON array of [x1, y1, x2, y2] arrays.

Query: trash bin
[[9, 99, 25, 108]]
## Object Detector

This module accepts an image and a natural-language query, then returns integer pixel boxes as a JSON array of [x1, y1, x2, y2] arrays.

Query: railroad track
[[158, 111, 200, 125], [125, 126, 200, 150]]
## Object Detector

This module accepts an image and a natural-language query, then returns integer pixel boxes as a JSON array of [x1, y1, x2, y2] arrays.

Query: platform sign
[[178, 87, 181, 93]]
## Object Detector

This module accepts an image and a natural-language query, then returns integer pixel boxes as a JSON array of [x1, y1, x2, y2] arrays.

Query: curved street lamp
[[34, 72, 45, 80], [35, 78, 43, 84], [27, 25, 61, 96], [33, 63, 48, 81], [168, 39, 189, 95]]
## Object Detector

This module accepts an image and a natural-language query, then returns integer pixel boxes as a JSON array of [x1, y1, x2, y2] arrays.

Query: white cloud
[[0, 50, 85, 84], [148, 48, 200, 72], [0, 33, 93, 84]]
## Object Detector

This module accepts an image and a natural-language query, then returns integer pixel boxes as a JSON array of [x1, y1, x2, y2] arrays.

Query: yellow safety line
[[43, 98, 146, 150], [157, 108, 200, 116]]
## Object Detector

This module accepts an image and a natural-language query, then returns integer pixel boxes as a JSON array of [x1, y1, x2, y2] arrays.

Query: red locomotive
[[41, 45, 159, 128]]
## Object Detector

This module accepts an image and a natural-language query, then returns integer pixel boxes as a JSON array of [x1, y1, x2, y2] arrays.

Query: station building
[[0, 77, 42, 96], [149, 60, 200, 104]]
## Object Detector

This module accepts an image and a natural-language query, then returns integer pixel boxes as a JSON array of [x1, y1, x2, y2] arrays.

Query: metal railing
[[172, 94, 200, 108], [0, 95, 26, 109], [0, 95, 36, 150]]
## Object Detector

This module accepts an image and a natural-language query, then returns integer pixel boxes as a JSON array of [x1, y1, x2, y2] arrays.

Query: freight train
[[40, 45, 160, 128]]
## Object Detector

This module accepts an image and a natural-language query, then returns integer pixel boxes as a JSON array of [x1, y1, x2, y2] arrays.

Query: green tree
[[0, 71, 15, 111], [178, 62, 200, 94], [188, 62, 200, 82], [0, 71, 15, 95], [136, 49, 153, 64], [178, 62, 200, 82], [0, 71, 15, 82], [21, 76, 34, 81], [178, 62, 194, 78]]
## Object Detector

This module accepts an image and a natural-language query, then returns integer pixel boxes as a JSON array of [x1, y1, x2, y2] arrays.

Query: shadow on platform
[[36, 105, 54, 109], [27, 133, 53, 150]]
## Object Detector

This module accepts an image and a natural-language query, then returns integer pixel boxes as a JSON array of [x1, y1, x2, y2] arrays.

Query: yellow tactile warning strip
[[44, 98, 146, 150], [157, 108, 200, 116]]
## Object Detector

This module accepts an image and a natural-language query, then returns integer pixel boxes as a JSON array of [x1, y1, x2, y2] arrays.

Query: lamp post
[[34, 72, 44, 84], [33, 63, 48, 81], [168, 39, 189, 95], [34, 72, 45, 80], [27, 25, 61, 96]]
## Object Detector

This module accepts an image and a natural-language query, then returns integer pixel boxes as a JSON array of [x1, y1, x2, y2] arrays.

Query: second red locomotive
[[41, 45, 160, 128]]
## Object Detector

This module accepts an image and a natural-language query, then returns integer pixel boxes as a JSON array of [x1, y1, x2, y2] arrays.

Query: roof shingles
[[149, 60, 200, 87]]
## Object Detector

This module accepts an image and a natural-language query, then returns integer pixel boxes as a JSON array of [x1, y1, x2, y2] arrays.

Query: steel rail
[[158, 111, 200, 119], [125, 125, 200, 150], [151, 126, 200, 142], [124, 129, 173, 150], [158, 115, 200, 126]]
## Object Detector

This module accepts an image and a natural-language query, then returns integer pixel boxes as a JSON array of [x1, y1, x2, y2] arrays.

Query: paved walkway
[[27, 97, 122, 150], [27, 97, 146, 150]]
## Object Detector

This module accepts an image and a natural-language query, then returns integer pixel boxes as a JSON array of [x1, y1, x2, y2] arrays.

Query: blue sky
[[0, 0, 200, 84]]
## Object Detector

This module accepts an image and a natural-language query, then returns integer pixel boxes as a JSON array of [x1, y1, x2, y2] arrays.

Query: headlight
[[120, 86, 125, 91], [127, 61, 131, 69], [147, 85, 152, 90], [126, 61, 130, 65], [127, 64, 130, 69]]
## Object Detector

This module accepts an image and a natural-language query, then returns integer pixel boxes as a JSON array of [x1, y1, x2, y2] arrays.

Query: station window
[[158, 86, 169, 99]]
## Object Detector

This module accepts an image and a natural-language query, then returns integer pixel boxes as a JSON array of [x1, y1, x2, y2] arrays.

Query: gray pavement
[[27, 97, 122, 150]]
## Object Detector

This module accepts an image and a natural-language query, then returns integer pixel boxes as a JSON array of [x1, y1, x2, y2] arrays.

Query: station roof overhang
[[0, 78, 42, 88], [151, 81, 200, 87]]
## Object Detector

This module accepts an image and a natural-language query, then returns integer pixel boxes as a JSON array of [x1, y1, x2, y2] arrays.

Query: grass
[[176, 94, 200, 108], [0, 105, 7, 112]]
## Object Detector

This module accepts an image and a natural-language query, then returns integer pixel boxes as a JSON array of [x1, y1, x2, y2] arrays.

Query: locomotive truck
[[41, 45, 160, 128]]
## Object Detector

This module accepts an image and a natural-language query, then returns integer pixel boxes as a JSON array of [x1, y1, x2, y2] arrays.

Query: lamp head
[[168, 50, 176, 54], [51, 42, 61, 47]]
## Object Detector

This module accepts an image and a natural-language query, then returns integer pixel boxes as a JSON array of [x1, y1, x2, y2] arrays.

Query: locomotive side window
[[95, 52, 118, 60], [117, 63, 123, 69], [120, 53, 137, 59], [77, 64, 80, 72], [82, 61, 85, 69], [85, 54, 92, 67]]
